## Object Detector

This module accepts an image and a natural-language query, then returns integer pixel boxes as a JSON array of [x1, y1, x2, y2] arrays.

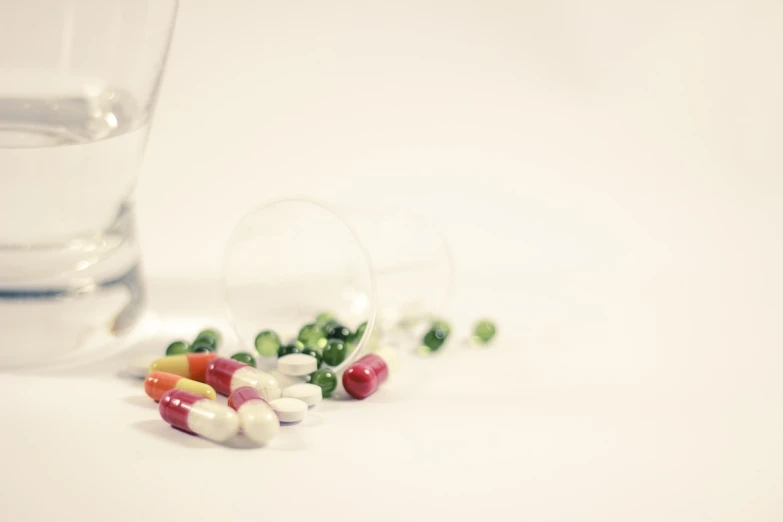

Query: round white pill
[[269, 398, 308, 423], [277, 353, 318, 376], [127, 354, 154, 378], [282, 383, 323, 407]]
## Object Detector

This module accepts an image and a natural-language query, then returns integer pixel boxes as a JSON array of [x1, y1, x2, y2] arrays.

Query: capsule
[[205, 357, 281, 401], [227, 387, 280, 445], [159, 389, 239, 442], [148, 352, 218, 382], [342, 347, 397, 400], [145, 371, 217, 402]]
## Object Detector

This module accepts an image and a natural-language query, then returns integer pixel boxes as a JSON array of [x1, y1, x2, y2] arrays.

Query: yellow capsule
[[148, 352, 217, 382], [145, 371, 217, 401]]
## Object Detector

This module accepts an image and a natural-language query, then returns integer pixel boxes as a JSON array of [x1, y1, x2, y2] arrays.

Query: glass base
[[0, 205, 146, 369], [0, 264, 146, 369]]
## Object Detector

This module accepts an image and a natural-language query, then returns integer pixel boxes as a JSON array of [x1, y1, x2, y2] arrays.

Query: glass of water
[[0, 1, 178, 368]]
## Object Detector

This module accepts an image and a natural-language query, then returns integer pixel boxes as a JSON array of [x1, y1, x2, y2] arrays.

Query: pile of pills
[[132, 317, 497, 446], [132, 320, 396, 446]]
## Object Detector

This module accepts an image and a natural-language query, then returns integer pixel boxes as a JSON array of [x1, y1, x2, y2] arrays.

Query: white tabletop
[[2, 2, 782, 521]]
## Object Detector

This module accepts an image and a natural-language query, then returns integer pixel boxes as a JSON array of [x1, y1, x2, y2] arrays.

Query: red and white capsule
[[228, 386, 280, 445], [205, 357, 281, 401], [159, 389, 240, 442], [342, 346, 397, 400]]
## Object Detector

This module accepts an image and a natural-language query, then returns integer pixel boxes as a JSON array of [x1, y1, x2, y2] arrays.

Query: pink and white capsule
[[206, 357, 282, 401], [227, 386, 280, 444], [159, 389, 240, 442]]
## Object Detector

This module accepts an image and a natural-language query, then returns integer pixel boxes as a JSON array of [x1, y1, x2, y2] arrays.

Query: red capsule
[[342, 354, 389, 399], [158, 389, 239, 442], [205, 357, 281, 400]]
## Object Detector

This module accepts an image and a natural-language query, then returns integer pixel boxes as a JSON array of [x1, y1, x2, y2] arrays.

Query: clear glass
[[223, 198, 453, 370], [0, 1, 178, 368]]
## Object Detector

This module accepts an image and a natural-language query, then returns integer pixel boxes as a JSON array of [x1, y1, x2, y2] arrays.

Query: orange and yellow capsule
[[148, 352, 217, 382], [145, 371, 217, 402]]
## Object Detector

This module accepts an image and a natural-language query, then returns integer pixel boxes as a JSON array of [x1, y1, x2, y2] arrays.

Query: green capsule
[[301, 347, 323, 368], [354, 321, 368, 341], [326, 323, 351, 342], [314, 312, 335, 328], [165, 340, 191, 356], [192, 345, 212, 354], [322, 339, 346, 366], [230, 352, 256, 366], [196, 328, 221, 345], [254, 330, 281, 357], [473, 320, 497, 344], [309, 368, 338, 398], [422, 328, 447, 352], [192, 339, 217, 353], [431, 320, 451, 336], [346, 321, 368, 354], [193, 335, 217, 350], [278, 342, 303, 358], [298, 323, 327, 349]]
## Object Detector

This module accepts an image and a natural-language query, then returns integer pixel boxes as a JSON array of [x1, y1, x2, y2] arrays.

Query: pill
[[342, 350, 393, 400], [227, 386, 280, 445], [145, 371, 217, 402], [148, 352, 218, 382], [277, 353, 318, 376], [159, 389, 239, 442], [309, 368, 338, 398], [269, 398, 308, 423], [165, 340, 190, 356], [206, 357, 281, 401], [282, 383, 322, 407]]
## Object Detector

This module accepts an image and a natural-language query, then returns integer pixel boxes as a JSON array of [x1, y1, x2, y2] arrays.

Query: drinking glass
[[223, 198, 454, 371], [0, 1, 178, 368]]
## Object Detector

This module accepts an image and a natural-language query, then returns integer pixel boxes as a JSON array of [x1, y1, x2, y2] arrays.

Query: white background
[[2, 1, 783, 521]]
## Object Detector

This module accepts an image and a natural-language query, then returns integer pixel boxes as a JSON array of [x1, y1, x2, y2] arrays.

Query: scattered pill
[[342, 352, 391, 400], [230, 352, 256, 367], [277, 353, 318, 376], [269, 398, 308, 423], [347, 321, 368, 353], [149, 352, 218, 382], [277, 343, 302, 357], [227, 386, 279, 445], [159, 389, 239, 442], [322, 339, 346, 367], [309, 368, 338, 398], [431, 320, 451, 336], [300, 347, 323, 368], [326, 323, 351, 342], [422, 327, 447, 352], [353, 322, 367, 342], [191, 339, 217, 353], [282, 383, 322, 407], [145, 371, 216, 402], [314, 312, 335, 328], [298, 323, 327, 349], [254, 330, 281, 357], [196, 328, 221, 346], [473, 320, 497, 344], [206, 357, 281, 401], [165, 341, 190, 356]]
